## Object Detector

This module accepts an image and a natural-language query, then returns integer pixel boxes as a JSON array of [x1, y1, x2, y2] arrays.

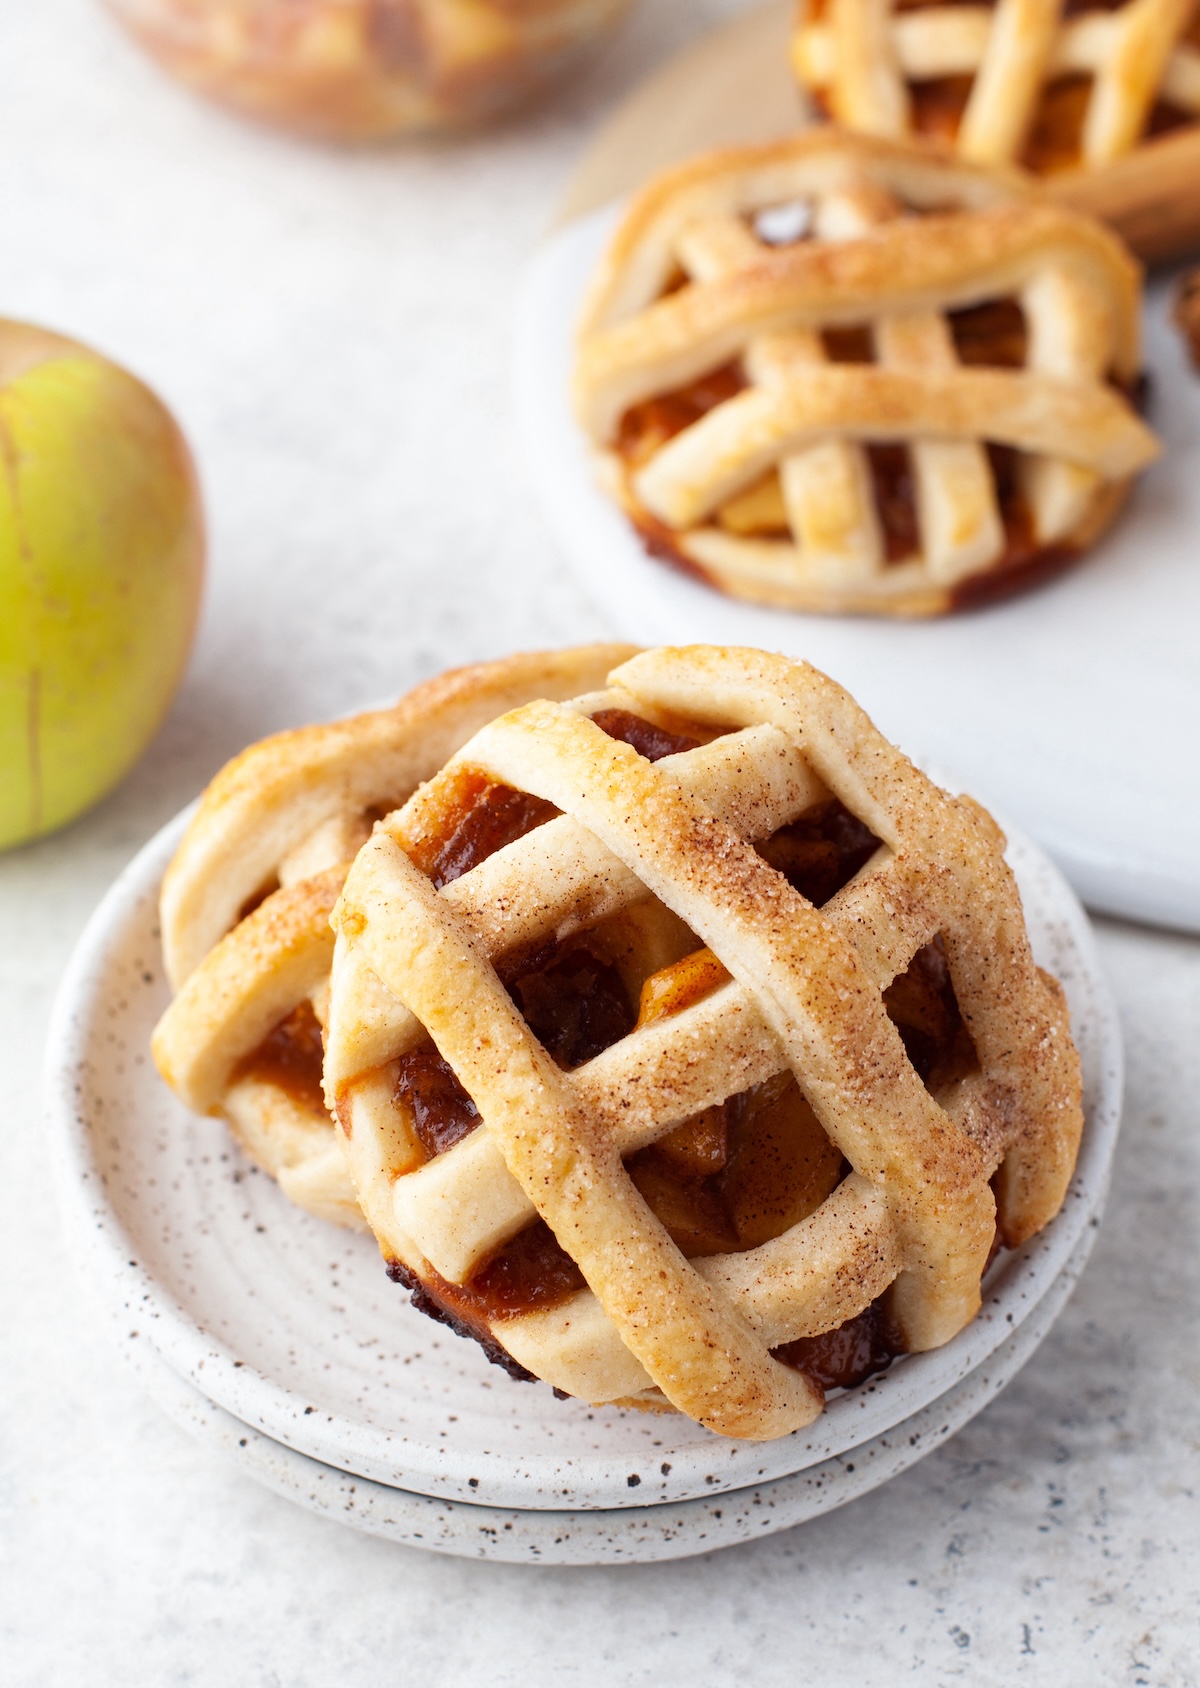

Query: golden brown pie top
[[380, 758, 969, 1398], [323, 644, 1084, 1439]]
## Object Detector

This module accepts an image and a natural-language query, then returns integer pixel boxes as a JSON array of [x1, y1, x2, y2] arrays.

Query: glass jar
[[102, 0, 633, 140]]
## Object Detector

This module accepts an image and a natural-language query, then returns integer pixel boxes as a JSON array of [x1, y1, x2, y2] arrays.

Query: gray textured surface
[[2, 0, 1199, 1681]]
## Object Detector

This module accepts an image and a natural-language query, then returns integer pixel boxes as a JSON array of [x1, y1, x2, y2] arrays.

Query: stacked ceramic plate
[[46, 796, 1121, 1564]]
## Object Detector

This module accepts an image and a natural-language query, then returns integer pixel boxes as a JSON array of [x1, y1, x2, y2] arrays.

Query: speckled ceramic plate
[[111, 1222, 1095, 1564], [513, 213, 1200, 934], [47, 791, 1120, 1512]]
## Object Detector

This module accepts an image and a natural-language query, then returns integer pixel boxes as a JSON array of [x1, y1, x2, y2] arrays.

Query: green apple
[[0, 320, 205, 849]]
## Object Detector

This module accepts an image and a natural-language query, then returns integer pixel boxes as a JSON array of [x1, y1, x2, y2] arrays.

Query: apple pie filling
[[104, 0, 631, 141], [234, 998, 328, 1115]]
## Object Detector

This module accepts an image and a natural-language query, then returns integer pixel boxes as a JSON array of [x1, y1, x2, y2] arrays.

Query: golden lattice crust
[[792, 0, 1200, 174], [324, 645, 1083, 1441], [151, 645, 637, 1227], [573, 130, 1158, 618]]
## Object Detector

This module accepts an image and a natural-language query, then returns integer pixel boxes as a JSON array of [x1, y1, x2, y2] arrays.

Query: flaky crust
[[573, 131, 1157, 618], [326, 645, 1083, 1440], [152, 645, 638, 1226]]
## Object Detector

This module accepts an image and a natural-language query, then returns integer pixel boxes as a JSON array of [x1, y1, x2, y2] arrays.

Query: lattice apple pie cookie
[[324, 644, 1084, 1439], [151, 645, 634, 1228], [792, 0, 1200, 181], [573, 132, 1159, 618]]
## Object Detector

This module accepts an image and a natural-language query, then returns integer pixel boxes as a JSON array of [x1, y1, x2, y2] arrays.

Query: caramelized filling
[[949, 299, 1027, 368], [628, 1073, 847, 1258], [469, 1220, 588, 1316], [634, 797, 880, 1031], [392, 938, 634, 1166], [883, 933, 978, 1089], [906, 73, 975, 148], [232, 999, 326, 1115], [822, 324, 876, 364], [757, 797, 882, 904], [589, 707, 699, 762], [1020, 74, 1093, 173], [389, 1221, 587, 1346], [866, 444, 922, 565], [948, 446, 1083, 610], [402, 766, 559, 891], [774, 1297, 905, 1393], [413, 930, 977, 1378], [616, 360, 746, 471], [509, 944, 634, 1070], [387, 1222, 590, 1378], [902, 75, 1200, 175], [622, 931, 975, 1269], [1146, 98, 1200, 141], [238, 716, 698, 1150], [637, 946, 730, 1026], [395, 1048, 480, 1157]]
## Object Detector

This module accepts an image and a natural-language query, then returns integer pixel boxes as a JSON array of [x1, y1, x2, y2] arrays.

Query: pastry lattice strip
[[326, 646, 1082, 1439], [795, 0, 1200, 167], [151, 646, 636, 1227], [574, 133, 1157, 613], [675, 172, 1008, 584]]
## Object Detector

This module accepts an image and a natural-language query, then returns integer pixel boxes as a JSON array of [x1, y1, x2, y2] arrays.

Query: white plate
[[47, 795, 1120, 1513], [512, 208, 1200, 933], [109, 1225, 1095, 1565]]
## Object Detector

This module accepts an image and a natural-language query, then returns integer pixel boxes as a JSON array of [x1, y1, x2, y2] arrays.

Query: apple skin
[[0, 321, 205, 849]]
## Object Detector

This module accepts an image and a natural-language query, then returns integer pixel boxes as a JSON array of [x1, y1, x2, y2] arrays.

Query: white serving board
[[46, 793, 1120, 1514], [513, 207, 1200, 933]]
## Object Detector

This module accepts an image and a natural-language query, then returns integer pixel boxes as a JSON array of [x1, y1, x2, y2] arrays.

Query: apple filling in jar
[[102, 0, 631, 140]]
